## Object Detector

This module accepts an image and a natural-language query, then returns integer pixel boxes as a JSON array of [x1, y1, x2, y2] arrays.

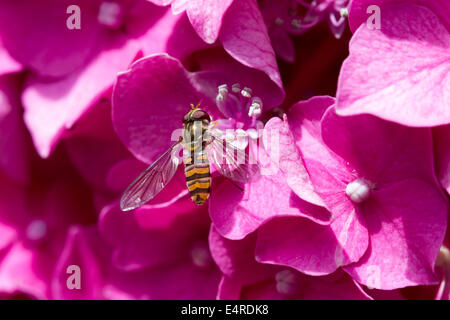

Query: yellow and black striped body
[[182, 108, 212, 205]]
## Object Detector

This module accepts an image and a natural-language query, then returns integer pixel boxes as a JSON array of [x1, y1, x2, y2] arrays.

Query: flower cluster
[[0, 0, 448, 300]]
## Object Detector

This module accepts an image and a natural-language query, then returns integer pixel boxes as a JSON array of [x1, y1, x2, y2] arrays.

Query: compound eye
[[192, 110, 211, 122]]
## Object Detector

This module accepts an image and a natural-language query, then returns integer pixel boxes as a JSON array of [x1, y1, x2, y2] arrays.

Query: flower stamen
[[346, 178, 372, 203]]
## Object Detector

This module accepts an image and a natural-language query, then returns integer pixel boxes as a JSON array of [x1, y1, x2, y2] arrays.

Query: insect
[[120, 104, 259, 211]]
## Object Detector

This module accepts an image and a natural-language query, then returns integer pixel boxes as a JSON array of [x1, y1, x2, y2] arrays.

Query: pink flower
[[0, 0, 206, 158], [209, 226, 371, 299], [112, 53, 333, 242], [336, 0, 450, 126], [256, 96, 448, 289]]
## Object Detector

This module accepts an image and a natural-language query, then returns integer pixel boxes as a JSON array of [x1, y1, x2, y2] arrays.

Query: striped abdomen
[[184, 147, 211, 205]]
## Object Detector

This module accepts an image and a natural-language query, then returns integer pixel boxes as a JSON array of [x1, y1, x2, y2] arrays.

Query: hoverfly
[[120, 104, 260, 211]]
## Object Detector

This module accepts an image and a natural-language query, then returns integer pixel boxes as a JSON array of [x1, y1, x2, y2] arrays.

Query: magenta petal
[[0, 0, 103, 77], [209, 173, 331, 241], [0, 75, 30, 183], [51, 226, 106, 299], [147, 0, 174, 5], [192, 49, 284, 107], [106, 159, 148, 193], [255, 217, 343, 275], [99, 201, 208, 271], [23, 37, 140, 158], [349, 0, 450, 33], [110, 259, 221, 299], [65, 100, 132, 191], [220, 0, 284, 91], [112, 54, 218, 164], [264, 115, 325, 207], [269, 27, 295, 64], [337, 4, 450, 126], [321, 107, 435, 186], [0, 41, 22, 75], [217, 275, 242, 300], [345, 179, 448, 289], [0, 242, 48, 299], [209, 226, 276, 285], [305, 160, 369, 266], [186, 0, 234, 44], [303, 273, 372, 300]]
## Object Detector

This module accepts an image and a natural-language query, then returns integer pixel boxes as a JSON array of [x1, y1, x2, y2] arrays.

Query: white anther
[[436, 246, 450, 267], [275, 18, 284, 26], [26, 219, 47, 242], [216, 84, 228, 101], [98, 1, 123, 28], [241, 87, 252, 98], [340, 8, 349, 18], [190, 242, 213, 268], [291, 19, 302, 29], [248, 98, 262, 117], [275, 270, 300, 296], [345, 178, 371, 203], [231, 83, 241, 93]]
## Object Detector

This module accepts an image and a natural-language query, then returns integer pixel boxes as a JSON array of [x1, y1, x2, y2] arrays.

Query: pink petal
[[268, 27, 295, 63], [105, 158, 148, 193], [109, 259, 221, 299], [0, 242, 49, 299], [0, 75, 30, 183], [23, 37, 141, 158], [220, 0, 284, 91], [186, 0, 234, 44], [305, 160, 369, 266], [133, 2, 210, 59], [209, 226, 277, 285], [0, 41, 22, 75], [264, 115, 325, 207], [255, 217, 344, 275], [348, 0, 450, 33], [0, 0, 103, 77], [345, 179, 448, 289], [99, 201, 209, 271], [191, 49, 284, 107], [217, 276, 242, 299], [51, 226, 106, 299], [64, 100, 132, 191], [209, 172, 331, 240], [337, 3, 450, 126], [321, 107, 436, 188]]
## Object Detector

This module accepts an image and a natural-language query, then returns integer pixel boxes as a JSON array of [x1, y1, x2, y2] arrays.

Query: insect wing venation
[[120, 141, 182, 211]]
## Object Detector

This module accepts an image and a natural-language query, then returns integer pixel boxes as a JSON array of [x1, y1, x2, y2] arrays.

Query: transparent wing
[[120, 141, 182, 211], [205, 129, 260, 183]]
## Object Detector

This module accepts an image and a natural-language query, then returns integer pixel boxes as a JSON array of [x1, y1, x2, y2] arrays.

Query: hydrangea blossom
[[0, 0, 449, 301], [257, 96, 448, 289]]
